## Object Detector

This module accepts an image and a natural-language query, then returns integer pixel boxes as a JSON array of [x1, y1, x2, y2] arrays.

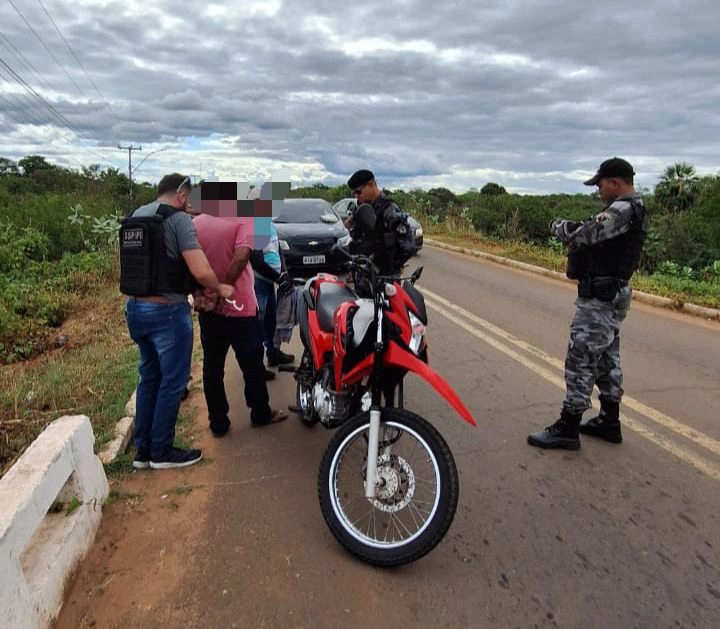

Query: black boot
[[527, 410, 582, 450], [578, 396, 622, 443]]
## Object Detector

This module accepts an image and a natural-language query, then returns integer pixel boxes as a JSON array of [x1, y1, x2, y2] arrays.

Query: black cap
[[583, 157, 635, 186], [347, 169, 374, 190]]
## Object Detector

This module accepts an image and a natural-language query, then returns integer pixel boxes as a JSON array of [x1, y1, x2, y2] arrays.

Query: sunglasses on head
[[176, 176, 191, 193]]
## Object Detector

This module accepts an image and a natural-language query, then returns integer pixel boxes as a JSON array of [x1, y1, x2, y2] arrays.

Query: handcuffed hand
[[278, 271, 293, 296], [217, 284, 234, 300], [192, 290, 219, 313]]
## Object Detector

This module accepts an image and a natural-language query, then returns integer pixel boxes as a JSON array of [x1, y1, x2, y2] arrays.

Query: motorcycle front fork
[[365, 408, 382, 498]]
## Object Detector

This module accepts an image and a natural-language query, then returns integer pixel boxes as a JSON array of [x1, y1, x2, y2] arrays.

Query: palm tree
[[655, 162, 699, 213]]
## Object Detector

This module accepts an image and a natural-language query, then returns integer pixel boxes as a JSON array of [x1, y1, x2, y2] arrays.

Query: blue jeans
[[125, 300, 193, 458], [254, 278, 278, 359]]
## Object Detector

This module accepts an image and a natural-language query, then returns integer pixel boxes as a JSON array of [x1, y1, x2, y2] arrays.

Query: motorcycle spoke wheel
[[318, 408, 458, 567]]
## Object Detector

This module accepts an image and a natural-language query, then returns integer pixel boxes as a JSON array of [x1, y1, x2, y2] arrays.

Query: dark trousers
[[198, 312, 271, 426]]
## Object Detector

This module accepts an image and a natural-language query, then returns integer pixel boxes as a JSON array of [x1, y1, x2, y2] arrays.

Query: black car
[[273, 198, 352, 275]]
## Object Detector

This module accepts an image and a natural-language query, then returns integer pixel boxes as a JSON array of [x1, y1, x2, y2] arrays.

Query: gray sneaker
[[149, 447, 202, 470], [133, 448, 150, 470]]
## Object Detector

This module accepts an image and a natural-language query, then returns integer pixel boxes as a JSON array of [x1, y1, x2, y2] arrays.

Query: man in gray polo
[[123, 174, 233, 469]]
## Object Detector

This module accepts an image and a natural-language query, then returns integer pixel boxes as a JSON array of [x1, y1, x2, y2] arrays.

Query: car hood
[[273, 222, 348, 239]]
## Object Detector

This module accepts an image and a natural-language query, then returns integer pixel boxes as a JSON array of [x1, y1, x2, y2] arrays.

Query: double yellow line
[[422, 287, 720, 482]]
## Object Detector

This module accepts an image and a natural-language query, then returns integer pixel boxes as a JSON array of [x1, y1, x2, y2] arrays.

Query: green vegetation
[[0, 156, 155, 476], [0, 156, 155, 362]]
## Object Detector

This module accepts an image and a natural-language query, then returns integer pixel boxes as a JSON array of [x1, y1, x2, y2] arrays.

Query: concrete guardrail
[[0, 415, 109, 629]]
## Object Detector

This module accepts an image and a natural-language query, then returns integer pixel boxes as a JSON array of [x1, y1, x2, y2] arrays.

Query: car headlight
[[279, 239, 290, 251], [408, 311, 426, 355], [337, 234, 352, 248], [415, 227, 423, 237]]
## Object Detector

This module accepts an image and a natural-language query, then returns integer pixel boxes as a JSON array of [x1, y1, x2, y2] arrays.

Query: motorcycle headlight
[[408, 311, 426, 355], [337, 234, 352, 248], [279, 239, 290, 251]]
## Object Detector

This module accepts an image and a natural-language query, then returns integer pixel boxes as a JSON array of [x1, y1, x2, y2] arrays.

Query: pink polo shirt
[[192, 214, 257, 317]]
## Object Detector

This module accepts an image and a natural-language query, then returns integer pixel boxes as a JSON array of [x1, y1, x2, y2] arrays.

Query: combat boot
[[578, 396, 622, 443], [527, 410, 582, 450]]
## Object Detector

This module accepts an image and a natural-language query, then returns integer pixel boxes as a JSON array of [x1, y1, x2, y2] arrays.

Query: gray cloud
[[0, 0, 718, 192]]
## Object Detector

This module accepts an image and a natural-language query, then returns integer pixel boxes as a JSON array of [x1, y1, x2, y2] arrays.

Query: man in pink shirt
[[192, 214, 287, 435]]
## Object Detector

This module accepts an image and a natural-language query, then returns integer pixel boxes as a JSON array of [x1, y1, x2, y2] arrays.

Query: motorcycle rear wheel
[[318, 408, 458, 567]]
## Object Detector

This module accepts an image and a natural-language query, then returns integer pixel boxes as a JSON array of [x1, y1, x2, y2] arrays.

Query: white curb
[[97, 417, 135, 465], [0, 415, 109, 629], [426, 238, 720, 321]]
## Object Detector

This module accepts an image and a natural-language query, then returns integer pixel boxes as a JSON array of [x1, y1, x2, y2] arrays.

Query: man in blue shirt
[[247, 187, 295, 369]]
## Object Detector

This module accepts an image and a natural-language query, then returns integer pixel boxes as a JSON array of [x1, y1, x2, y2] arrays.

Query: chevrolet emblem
[[308, 240, 319, 246]]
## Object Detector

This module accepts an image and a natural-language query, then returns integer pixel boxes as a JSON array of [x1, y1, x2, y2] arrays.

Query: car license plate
[[303, 255, 325, 265]]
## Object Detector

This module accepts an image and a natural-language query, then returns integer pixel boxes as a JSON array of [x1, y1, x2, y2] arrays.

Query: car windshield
[[273, 200, 338, 224]]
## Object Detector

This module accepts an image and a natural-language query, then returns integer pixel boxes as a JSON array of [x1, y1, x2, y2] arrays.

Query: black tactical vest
[[119, 204, 199, 296], [566, 199, 646, 281], [585, 199, 647, 280]]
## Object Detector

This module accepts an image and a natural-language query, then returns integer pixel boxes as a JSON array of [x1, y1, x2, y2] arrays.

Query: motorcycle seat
[[316, 282, 357, 332]]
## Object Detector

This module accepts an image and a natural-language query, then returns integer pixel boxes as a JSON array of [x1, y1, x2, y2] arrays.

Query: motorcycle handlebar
[[330, 245, 423, 287]]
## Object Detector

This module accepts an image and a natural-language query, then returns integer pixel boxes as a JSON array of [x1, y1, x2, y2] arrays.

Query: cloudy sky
[[0, 0, 718, 193]]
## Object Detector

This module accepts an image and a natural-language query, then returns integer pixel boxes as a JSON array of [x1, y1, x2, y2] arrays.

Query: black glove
[[277, 271, 293, 296]]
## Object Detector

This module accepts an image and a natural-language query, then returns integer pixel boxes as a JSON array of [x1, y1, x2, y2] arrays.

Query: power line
[[0, 54, 118, 168], [35, 0, 117, 118], [0, 57, 66, 125], [0, 91, 47, 127], [6, 0, 88, 98], [0, 31, 58, 95]]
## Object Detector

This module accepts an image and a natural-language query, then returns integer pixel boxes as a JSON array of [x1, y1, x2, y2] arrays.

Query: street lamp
[[131, 147, 168, 177]]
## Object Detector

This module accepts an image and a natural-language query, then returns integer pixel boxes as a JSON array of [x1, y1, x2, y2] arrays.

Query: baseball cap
[[583, 157, 635, 186]]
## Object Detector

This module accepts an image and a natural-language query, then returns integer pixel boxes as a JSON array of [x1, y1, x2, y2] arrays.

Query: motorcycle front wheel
[[318, 408, 459, 567]]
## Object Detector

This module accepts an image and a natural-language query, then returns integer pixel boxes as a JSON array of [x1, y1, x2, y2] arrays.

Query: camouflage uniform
[[550, 192, 647, 414]]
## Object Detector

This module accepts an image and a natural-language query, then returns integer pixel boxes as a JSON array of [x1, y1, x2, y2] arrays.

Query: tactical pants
[[562, 285, 632, 414]]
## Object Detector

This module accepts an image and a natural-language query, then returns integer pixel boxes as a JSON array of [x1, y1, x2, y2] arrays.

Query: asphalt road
[[67, 245, 720, 629]]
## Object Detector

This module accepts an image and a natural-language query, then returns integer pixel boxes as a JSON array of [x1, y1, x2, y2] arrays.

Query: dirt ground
[[54, 361, 216, 629]]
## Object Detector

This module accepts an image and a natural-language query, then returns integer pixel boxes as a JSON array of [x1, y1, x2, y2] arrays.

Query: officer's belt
[[577, 276, 628, 302]]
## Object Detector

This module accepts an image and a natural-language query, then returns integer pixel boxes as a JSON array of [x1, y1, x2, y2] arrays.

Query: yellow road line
[[423, 287, 720, 459], [424, 297, 720, 482]]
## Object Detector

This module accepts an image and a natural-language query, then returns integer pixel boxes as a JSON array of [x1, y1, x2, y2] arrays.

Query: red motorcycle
[[287, 209, 476, 566]]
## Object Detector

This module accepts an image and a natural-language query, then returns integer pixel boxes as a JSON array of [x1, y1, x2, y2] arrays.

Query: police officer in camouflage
[[528, 157, 648, 450], [345, 169, 414, 406], [345, 169, 414, 276]]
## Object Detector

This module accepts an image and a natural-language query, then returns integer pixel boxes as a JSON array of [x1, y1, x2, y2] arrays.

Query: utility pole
[[117, 144, 141, 198]]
